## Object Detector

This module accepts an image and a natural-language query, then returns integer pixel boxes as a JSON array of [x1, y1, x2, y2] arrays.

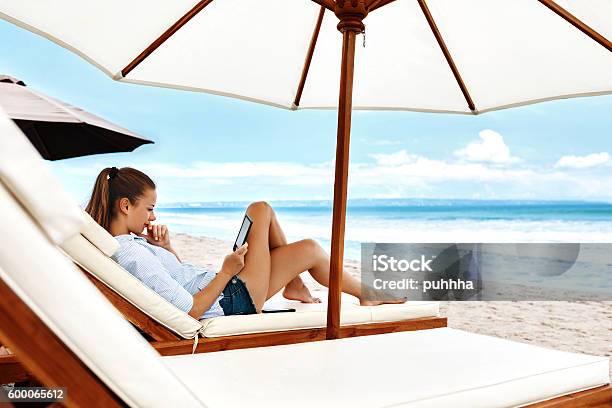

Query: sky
[[2, 18, 612, 206]]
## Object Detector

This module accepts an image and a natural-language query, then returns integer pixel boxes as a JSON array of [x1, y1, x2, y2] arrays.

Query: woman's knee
[[247, 201, 272, 218], [301, 238, 326, 260], [247, 201, 271, 212]]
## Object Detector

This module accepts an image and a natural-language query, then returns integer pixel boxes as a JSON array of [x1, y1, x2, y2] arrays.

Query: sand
[[171, 232, 612, 378]]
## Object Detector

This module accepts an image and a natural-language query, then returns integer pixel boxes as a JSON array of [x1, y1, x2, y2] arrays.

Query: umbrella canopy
[[0, 1, 609, 113], [0, 75, 153, 160], [2, 0, 609, 338]]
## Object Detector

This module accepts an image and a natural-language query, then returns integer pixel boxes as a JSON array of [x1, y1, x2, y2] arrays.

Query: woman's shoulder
[[114, 233, 146, 244], [111, 235, 164, 271], [113, 234, 151, 255]]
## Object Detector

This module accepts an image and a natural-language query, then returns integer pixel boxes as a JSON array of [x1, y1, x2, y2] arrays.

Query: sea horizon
[[158, 197, 612, 208]]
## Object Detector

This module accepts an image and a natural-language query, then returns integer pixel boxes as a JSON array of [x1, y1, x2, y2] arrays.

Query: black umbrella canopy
[[0, 75, 153, 160]]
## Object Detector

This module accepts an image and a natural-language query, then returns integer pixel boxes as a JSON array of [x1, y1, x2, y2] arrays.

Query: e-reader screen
[[234, 214, 253, 251]]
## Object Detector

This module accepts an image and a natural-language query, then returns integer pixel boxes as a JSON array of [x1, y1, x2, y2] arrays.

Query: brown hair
[[85, 167, 156, 232]]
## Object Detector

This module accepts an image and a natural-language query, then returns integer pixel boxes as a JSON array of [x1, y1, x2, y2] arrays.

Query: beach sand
[[172, 232, 612, 377]]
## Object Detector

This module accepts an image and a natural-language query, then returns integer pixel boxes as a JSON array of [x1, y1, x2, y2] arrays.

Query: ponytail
[[85, 167, 156, 232]]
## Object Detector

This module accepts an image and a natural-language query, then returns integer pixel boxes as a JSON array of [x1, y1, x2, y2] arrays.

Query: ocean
[[156, 199, 612, 261]]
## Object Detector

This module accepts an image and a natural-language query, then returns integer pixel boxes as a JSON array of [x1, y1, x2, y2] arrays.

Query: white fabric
[[419, 0, 612, 113], [0, 0, 199, 76], [61, 233, 204, 339], [555, 0, 612, 44], [0, 182, 206, 408], [0, 107, 84, 244], [163, 327, 610, 408], [202, 291, 439, 337], [0, 1, 609, 113], [201, 303, 370, 337], [79, 210, 119, 257]]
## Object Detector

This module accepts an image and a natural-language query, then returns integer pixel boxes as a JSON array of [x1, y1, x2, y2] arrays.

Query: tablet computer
[[233, 214, 253, 251], [262, 308, 296, 313]]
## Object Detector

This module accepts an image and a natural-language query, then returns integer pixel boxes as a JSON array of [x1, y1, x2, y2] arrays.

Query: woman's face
[[124, 188, 157, 235]]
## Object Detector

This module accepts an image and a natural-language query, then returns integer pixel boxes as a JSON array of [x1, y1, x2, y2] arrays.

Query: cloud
[[54, 146, 612, 201], [454, 129, 521, 164], [554, 152, 609, 169], [370, 149, 415, 166], [354, 154, 548, 192]]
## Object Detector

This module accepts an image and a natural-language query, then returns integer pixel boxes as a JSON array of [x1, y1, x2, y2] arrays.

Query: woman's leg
[[239, 201, 317, 310], [267, 206, 319, 302], [267, 239, 404, 306], [236, 202, 275, 311], [266, 239, 361, 301], [268, 209, 287, 249], [238, 201, 403, 310]]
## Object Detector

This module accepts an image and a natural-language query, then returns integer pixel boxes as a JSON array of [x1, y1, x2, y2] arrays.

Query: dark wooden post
[[326, 0, 368, 340]]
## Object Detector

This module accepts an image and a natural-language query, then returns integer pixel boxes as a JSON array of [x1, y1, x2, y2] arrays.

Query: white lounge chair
[[62, 210, 444, 343], [0, 109, 610, 407], [0, 96, 444, 384]]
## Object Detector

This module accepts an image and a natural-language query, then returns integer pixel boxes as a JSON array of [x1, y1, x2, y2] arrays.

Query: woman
[[86, 167, 402, 319]]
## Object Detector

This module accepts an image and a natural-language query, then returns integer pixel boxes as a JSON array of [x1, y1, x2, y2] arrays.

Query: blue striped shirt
[[111, 234, 224, 319]]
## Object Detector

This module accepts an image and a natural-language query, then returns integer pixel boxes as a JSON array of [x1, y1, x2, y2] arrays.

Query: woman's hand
[[138, 224, 172, 250], [220, 243, 248, 277]]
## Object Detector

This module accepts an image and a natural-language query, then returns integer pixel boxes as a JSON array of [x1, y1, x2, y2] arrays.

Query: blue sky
[[2, 19, 612, 205]]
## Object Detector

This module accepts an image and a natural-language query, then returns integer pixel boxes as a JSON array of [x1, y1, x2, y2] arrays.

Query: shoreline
[[172, 232, 612, 377]]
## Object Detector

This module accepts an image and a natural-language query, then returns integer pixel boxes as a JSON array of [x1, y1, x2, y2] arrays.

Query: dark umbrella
[[0, 75, 153, 160]]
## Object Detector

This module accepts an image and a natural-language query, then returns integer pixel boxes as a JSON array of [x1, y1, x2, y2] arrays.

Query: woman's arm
[[188, 244, 249, 318], [188, 267, 233, 318], [114, 242, 195, 313]]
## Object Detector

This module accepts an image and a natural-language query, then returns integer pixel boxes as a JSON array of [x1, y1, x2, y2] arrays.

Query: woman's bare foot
[[283, 279, 321, 303], [359, 286, 407, 306]]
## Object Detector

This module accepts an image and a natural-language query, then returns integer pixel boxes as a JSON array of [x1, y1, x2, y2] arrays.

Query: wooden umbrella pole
[[327, 0, 368, 340]]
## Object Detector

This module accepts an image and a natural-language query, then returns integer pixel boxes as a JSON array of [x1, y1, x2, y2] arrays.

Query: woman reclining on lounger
[[85, 167, 403, 319]]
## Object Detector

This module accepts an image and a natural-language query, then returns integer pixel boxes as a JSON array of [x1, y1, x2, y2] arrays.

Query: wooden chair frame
[[0, 278, 125, 407], [1, 264, 447, 383], [0, 275, 610, 407]]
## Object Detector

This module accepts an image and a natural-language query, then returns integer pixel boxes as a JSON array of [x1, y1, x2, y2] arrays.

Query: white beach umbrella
[[2, 0, 610, 337]]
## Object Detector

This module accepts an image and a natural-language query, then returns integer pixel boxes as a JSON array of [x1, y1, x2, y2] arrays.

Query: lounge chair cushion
[[61, 233, 203, 339], [80, 210, 120, 257], [162, 327, 610, 408], [0, 181, 205, 407], [0, 108, 83, 244], [201, 291, 440, 337]]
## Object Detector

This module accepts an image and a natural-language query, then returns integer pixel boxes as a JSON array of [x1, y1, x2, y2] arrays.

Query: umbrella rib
[[121, 0, 215, 78], [293, 6, 326, 109], [417, 0, 477, 113], [538, 0, 611, 52]]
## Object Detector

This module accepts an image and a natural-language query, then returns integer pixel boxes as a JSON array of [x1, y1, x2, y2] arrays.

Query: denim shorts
[[219, 275, 257, 316]]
